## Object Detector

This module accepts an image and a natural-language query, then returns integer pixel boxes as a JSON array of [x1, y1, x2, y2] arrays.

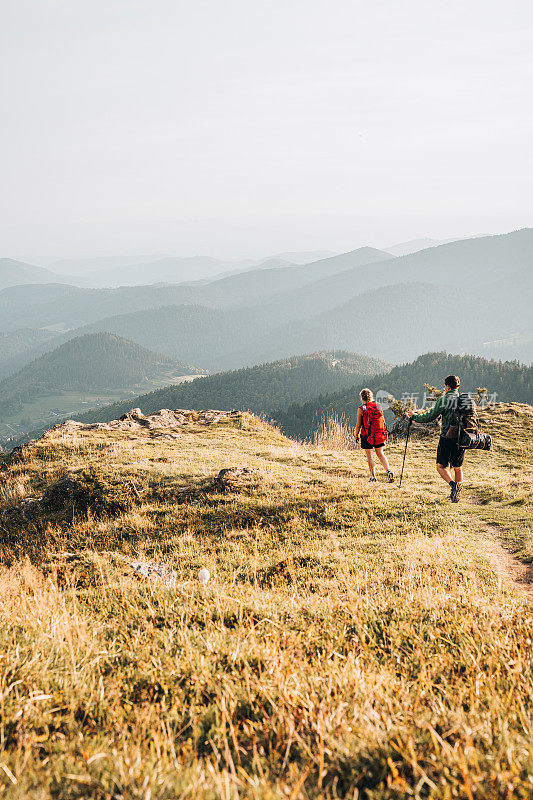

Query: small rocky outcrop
[[87, 408, 244, 433], [8, 443, 38, 463], [8, 409, 248, 461], [168, 466, 265, 503], [215, 467, 264, 491]]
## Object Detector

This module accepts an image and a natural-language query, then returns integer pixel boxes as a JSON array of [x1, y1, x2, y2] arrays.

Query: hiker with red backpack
[[355, 388, 394, 483]]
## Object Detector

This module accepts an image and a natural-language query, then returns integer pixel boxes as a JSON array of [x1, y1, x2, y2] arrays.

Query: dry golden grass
[[313, 414, 355, 451], [0, 405, 532, 798]]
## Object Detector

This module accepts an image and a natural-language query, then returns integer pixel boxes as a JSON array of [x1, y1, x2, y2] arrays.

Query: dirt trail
[[466, 497, 533, 598], [484, 530, 533, 598]]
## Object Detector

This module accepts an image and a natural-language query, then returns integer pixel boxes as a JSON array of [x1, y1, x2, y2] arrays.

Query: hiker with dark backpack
[[355, 389, 394, 483], [406, 374, 465, 501]]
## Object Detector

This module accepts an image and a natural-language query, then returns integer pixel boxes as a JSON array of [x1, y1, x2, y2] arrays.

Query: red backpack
[[361, 402, 388, 447]]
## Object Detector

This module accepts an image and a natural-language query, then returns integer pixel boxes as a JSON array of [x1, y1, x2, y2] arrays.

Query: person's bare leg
[[437, 464, 453, 484], [365, 449, 375, 477], [375, 447, 390, 473], [451, 466, 463, 501]]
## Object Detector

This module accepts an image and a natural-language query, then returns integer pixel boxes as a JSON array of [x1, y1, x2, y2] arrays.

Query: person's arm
[[409, 395, 444, 424], [355, 407, 363, 441]]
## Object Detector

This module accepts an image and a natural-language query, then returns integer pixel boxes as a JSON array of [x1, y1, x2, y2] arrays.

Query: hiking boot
[[449, 481, 458, 502], [386, 470, 395, 483], [369, 476, 377, 483], [452, 482, 462, 503]]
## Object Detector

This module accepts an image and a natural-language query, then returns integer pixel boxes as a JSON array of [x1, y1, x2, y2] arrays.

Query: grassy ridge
[[0, 404, 532, 797]]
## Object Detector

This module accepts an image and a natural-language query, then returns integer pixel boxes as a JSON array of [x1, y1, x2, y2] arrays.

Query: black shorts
[[360, 435, 384, 450], [436, 436, 464, 468]]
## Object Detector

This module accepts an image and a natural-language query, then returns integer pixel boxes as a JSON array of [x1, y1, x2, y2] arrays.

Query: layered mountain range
[[1, 229, 531, 385]]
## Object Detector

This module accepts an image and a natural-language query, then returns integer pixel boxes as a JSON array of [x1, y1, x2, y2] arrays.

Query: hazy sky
[[1, 0, 532, 263]]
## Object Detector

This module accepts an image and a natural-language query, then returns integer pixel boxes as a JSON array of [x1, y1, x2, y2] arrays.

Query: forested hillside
[[0, 283, 205, 333], [223, 275, 533, 367], [274, 352, 533, 438], [8, 350, 531, 448], [0, 333, 199, 418], [0, 305, 275, 380], [73, 305, 272, 369], [0, 328, 58, 362], [224, 282, 465, 366], [66, 352, 390, 424]]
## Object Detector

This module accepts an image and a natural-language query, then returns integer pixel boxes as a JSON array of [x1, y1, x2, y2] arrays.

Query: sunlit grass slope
[[0, 404, 532, 798]]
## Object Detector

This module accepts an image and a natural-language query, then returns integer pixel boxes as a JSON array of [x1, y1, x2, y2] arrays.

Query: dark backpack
[[447, 392, 492, 451], [361, 402, 388, 447]]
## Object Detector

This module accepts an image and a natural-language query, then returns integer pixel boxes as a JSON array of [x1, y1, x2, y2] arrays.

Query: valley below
[[0, 374, 202, 441]]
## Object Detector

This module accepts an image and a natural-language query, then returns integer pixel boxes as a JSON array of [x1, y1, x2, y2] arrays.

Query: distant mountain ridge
[[0, 228, 531, 370], [47, 250, 338, 287], [49, 254, 175, 275], [0, 258, 64, 290], [217, 265, 533, 368], [261, 227, 533, 324], [0, 246, 391, 332], [384, 237, 459, 256], [0, 246, 392, 372], [267, 250, 337, 264], [84, 255, 238, 287]]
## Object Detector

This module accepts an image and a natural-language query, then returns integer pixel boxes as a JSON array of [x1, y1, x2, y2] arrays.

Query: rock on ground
[[130, 561, 178, 587], [216, 467, 264, 490]]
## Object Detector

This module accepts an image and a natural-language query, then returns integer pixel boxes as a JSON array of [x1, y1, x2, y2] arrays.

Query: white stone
[[198, 568, 210, 585]]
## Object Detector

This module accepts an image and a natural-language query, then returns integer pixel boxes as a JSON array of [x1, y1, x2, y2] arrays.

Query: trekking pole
[[398, 418, 412, 488]]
